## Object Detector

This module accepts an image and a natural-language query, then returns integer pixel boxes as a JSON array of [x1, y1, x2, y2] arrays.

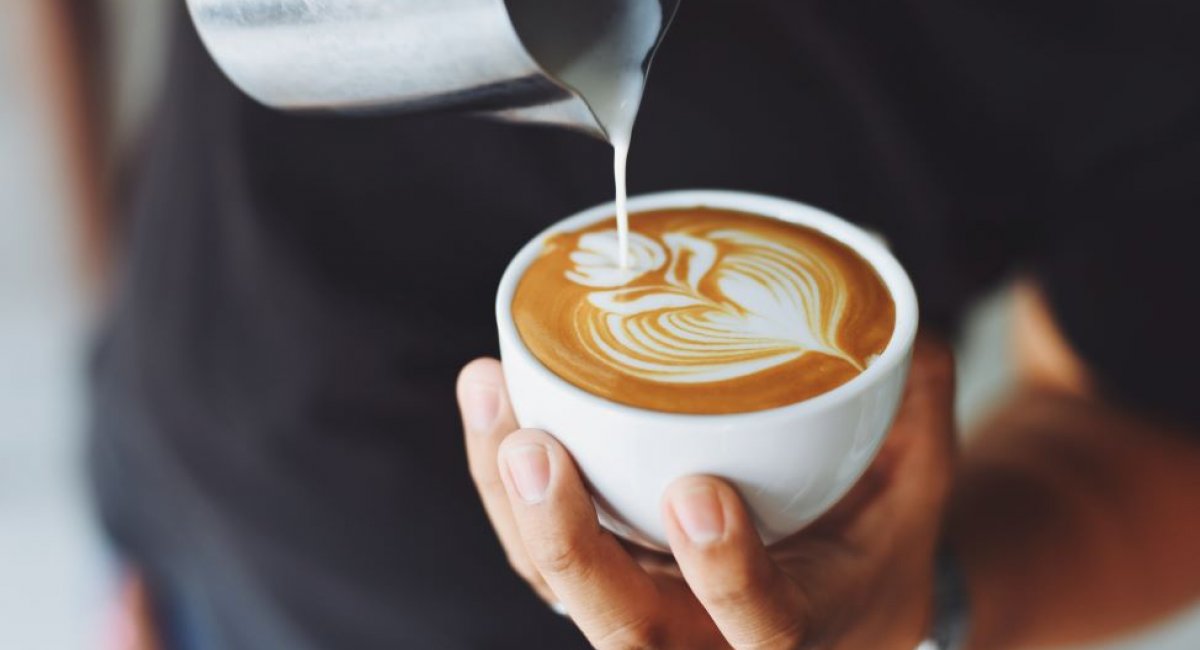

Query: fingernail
[[464, 383, 500, 434], [505, 444, 550, 504], [671, 484, 725, 545]]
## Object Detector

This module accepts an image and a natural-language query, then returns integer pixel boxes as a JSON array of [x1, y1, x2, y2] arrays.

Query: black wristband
[[929, 545, 972, 650]]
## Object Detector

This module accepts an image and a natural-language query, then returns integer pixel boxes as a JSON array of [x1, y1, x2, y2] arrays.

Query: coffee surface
[[513, 208, 896, 414]]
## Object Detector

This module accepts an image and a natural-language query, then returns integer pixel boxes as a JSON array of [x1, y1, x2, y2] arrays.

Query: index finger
[[498, 429, 669, 649], [457, 359, 553, 603]]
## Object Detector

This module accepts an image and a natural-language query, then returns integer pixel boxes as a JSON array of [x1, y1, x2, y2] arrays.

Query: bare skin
[[37, 4, 1200, 646], [459, 336, 955, 649], [953, 285, 1200, 648], [459, 285, 1200, 649]]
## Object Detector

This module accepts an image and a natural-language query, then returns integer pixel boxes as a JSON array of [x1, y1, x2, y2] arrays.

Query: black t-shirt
[[91, 2, 1200, 648]]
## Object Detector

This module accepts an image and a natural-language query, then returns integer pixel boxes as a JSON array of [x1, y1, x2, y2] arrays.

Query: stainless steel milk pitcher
[[186, 0, 678, 140]]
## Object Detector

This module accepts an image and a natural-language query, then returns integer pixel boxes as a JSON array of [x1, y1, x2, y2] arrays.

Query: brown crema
[[512, 208, 895, 414]]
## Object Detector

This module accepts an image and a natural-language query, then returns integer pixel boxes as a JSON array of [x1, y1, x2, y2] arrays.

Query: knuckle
[[527, 533, 585, 578], [591, 612, 663, 650], [706, 564, 772, 609], [733, 618, 806, 650]]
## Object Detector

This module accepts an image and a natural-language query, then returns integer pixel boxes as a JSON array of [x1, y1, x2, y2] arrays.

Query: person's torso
[[92, 2, 1200, 647]]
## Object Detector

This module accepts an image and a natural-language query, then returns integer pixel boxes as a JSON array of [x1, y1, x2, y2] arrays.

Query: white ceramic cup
[[496, 190, 918, 549]]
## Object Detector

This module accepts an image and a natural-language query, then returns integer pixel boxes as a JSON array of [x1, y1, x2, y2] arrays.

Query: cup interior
[[496, 189, 919, 423]]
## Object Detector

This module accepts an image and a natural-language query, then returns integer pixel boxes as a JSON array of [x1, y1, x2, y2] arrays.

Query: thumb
[[663, 476, 808, 650]]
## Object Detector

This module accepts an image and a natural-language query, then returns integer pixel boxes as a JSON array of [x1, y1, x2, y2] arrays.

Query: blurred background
[[1, 4, 98, 648], [1, 2, 168, 647], [1, 2, 1197, 648]]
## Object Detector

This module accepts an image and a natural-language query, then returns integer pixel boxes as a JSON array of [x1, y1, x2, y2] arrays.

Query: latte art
[[573, 227, 861, 383], [513, 208, 895, 414]]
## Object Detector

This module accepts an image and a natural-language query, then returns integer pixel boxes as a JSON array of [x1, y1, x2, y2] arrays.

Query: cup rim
[[496, 189, 919, 424]]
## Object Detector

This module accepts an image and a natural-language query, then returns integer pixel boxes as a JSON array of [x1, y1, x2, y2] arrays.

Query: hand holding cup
[[457, 336, 956, 649]]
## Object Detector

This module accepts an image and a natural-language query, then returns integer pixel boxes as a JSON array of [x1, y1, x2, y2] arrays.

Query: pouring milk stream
[[507, 0, 669, 268], [187, 0, 675, 267]]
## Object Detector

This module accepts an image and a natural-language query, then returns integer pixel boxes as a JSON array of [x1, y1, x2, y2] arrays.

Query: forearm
[[951, 387, 1200, 649]]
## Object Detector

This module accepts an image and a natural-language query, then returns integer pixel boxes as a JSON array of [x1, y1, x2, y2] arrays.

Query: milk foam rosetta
[[512, 208, 896, 414]]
